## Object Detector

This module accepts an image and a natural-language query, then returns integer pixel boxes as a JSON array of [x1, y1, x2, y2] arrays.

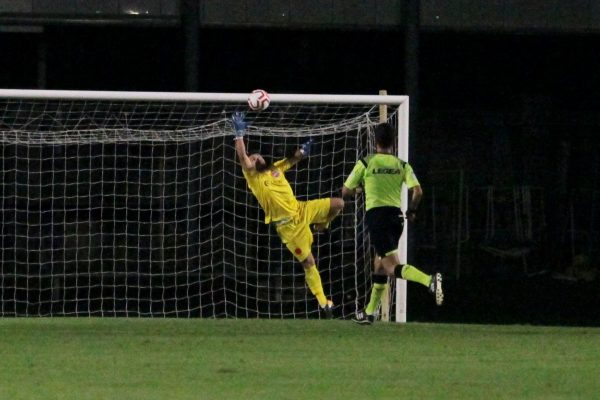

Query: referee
[[342, 122, 443, 325]]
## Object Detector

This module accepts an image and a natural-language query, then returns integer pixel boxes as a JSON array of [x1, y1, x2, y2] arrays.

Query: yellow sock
[[365, 283, 387, 315], [304, 265, 327, 307], [400, 264, 432, 287]]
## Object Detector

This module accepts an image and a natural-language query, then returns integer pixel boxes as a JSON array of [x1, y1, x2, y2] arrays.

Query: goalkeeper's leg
[[301, 253, 329, 308], [302, 257, 334, 318], [312, 197, 344, 232], [279, 222, 333, 313]]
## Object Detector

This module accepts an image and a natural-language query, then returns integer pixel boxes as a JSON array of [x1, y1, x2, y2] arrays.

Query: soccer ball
[[247, 89, 270, 111]]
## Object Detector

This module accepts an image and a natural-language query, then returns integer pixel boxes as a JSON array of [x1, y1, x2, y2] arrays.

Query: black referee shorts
[[365, 206, 404, 257]]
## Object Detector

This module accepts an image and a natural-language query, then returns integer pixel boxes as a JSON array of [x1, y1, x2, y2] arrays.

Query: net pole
[[0, 89, 408, 105], [395, 99, 409, 323], [378, 90, 391, 323]]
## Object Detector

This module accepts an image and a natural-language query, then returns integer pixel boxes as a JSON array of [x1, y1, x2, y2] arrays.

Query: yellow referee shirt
[[242, 158, 300, 224], [344, 153, 420, 211]]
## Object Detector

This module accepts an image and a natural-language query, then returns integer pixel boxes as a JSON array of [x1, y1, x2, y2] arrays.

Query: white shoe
[[428, 273, 444, 306]]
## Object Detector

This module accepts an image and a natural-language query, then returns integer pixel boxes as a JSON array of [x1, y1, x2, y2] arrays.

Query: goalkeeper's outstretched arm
[[286, 138, 314, 167], [231, 111, 255, 171], [234, 137, 255, 171]]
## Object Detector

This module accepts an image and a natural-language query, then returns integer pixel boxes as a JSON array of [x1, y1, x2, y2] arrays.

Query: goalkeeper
[[231, 112, 343, 318], [342, 122, 443, 325]]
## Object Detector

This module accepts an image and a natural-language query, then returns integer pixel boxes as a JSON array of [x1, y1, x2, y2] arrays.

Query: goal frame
[[0, 88, 410, 323]]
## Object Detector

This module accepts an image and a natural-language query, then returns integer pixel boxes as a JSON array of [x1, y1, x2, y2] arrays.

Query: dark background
[[0, 0, 599, 325]]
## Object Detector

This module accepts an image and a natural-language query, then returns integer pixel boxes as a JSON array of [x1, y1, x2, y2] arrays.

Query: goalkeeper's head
[[249, 153, 272, 172], [374, 123, 396, 149]]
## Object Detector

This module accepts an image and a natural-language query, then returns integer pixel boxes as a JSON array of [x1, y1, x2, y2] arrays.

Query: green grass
[[1, 319, 599, 400]]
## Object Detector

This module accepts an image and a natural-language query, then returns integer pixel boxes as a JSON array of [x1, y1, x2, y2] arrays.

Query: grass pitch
[[1, 319, 599, 400]]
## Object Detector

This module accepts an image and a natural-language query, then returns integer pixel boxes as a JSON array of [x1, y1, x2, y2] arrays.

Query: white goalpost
[[0, 89, 409, 321]]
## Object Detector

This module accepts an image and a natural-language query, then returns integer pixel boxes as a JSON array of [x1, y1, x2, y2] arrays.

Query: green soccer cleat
[[429, 272, 444, 306], [352, 309, 375, 325]]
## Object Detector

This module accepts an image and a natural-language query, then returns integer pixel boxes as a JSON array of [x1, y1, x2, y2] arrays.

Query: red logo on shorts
[[295, 248, 302, 255]]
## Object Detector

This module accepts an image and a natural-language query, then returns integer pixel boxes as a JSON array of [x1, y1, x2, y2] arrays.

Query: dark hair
[[255, 155, 272, 172], [374, 123, 396, 148]]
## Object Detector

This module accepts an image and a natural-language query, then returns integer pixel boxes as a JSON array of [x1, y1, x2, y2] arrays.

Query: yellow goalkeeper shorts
[[275, 198, 331, 262]]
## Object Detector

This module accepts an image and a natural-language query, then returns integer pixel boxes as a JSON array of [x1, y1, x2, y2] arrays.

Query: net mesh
[[0, 96, 397, 318]]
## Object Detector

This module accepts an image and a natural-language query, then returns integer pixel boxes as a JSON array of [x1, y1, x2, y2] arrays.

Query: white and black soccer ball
[[247, 89, 270, 111]]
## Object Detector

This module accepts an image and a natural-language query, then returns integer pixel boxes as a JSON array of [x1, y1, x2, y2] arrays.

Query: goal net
[[0, 89, 408, 319]]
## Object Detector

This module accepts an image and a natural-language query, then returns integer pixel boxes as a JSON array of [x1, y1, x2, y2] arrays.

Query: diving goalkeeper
[[231, 112, 344, 318]]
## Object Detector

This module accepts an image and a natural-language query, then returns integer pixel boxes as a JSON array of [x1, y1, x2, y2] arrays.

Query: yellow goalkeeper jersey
[[242, 158, 299, 224]]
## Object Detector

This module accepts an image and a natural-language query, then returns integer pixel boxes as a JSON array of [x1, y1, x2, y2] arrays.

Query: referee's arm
[[341, 185, 362, 198], [342, 161, 365, 198], [406, 185, 423, 221]]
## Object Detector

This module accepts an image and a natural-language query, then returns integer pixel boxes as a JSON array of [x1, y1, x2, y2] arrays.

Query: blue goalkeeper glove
[[299, 138, 314, 156], [231, 111, 247, 139]]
